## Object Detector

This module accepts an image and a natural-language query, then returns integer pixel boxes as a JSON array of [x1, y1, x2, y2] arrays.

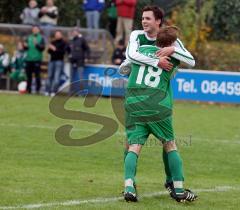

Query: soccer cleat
[[164, 182, 174, 194], [123, 184, 138, 202], [124, 191, 138, 202], [170, 189, 198, 202]]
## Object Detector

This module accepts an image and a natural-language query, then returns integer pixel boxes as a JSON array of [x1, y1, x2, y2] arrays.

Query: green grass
[[0, 93, 240, 210]]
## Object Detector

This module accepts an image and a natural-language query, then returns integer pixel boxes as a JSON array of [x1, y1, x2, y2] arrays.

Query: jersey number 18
[[136, 65, 162, 88]]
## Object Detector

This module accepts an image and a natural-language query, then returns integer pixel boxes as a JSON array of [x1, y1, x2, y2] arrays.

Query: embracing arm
[[156, 38, 195, 67], [171, 38, 195, 67]]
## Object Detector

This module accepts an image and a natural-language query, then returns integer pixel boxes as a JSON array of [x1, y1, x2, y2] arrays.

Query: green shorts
[[126, 116, 174, 145]]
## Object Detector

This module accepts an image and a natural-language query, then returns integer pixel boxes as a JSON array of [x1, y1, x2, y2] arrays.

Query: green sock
[[162, 149, 172, 183], [124, 149, 128, 161], [167, 150, 184, 193], [124, 151, 138, 192]]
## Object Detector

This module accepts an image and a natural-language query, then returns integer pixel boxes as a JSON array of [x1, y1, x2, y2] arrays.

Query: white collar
[[144, 32, 156, 41]]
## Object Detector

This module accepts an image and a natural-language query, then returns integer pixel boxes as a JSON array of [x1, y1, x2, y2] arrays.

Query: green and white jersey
[[126, 30, 195, 68], [128, 45, 179, 91], [125, 45, 180, 122]]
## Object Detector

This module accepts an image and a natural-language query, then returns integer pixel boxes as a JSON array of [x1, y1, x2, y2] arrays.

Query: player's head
[[142, 5, 164, 33], [156, 26, 179, 47]]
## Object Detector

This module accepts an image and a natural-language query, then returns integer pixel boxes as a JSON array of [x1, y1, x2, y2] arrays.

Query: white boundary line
[[0, 186, 239, 209]]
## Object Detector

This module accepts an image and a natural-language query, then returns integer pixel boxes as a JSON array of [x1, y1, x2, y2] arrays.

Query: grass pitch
[[0, 93, 239, 210]]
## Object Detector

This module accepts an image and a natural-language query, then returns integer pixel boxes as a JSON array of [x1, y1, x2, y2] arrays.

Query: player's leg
[[150, 117, 197, 202], [124, 143, 142, 202], [162, 147, 174, 193], [124, 124, 149, 202], [163, 140, 197, 202], [149, 117, 175, 192], [124, 141, 129, 161], [163, 140, 183, 193]]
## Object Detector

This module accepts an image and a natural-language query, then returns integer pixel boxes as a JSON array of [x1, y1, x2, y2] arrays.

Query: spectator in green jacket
[[24, 25, 45, 94]]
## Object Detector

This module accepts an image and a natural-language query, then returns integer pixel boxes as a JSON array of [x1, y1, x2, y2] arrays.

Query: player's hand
[[157, 56, 173, 71], [156, 46, 175, 57]]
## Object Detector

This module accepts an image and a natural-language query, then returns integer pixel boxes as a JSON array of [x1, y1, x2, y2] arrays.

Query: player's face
[[142, 11, 161, 34]]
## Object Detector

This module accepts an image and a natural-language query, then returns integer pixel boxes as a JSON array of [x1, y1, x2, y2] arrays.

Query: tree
[[210, 0, 240, 41], [0, 0, 26, 23], [168, 0, 213, 68]]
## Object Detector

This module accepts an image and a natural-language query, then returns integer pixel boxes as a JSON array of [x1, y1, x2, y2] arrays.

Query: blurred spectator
[[24, 25, 45, 94], [20, 0, 40, 25], [39, 0, 59, 41], [39, 0, 58, 26], [45, 30, 68, 96], [0, 44, 10, 78], [67, 27, 90, 95], [107, 0, 117, 38], [83, 0, 105, 43], [115, 0, 137, 45], [112, 39, 126, 65], [10, 41, 27, 82]]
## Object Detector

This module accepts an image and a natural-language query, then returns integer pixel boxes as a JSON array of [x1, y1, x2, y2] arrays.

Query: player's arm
[[156, 38, 195, 67], [126, 30, 159, 68], [172, 38, 195, 67]]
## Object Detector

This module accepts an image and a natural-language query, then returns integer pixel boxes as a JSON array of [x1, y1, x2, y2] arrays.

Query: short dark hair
[[142, 5, 165, 27], [156, 26, 179, 47]]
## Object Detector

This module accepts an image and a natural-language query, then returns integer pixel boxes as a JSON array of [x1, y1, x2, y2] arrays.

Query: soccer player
[[119, 5, 195, 74], [121, 5, 196, 201], [123, 26, 198, 203]]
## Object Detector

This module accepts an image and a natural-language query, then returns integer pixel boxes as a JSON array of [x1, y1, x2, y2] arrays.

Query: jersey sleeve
[[171, 38, 195, 67], [126, 30, 159, 68]]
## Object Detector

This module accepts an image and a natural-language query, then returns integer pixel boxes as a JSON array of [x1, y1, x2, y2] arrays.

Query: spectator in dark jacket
[[112, 39, 126, 65], [83, 0, 105, 43], [46, 30, 67, 96], [24, 25, 45, 94], [115, 0, 137, 45], [67, 27, 90, 95]]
